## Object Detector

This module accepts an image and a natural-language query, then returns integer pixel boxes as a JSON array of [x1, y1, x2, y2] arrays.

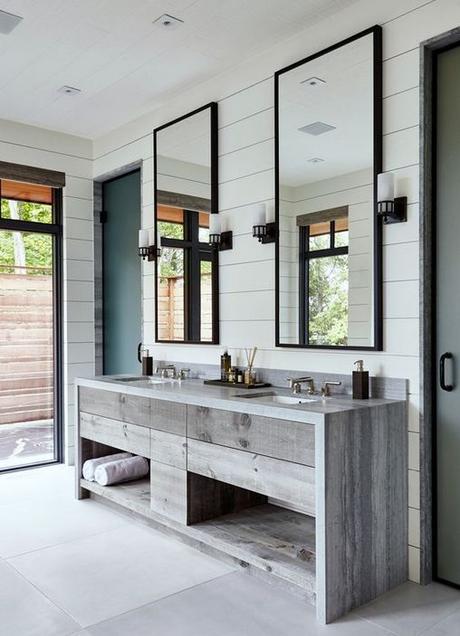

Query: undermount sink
[[114, 376, 166, 385], [236, 391, 316, 405]]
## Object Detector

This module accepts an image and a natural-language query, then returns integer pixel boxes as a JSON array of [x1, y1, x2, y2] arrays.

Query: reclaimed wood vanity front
[[75, 378, 407, 624]]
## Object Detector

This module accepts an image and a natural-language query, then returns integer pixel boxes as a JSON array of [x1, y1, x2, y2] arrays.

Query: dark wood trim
[[153, 102, 219, 345], [157, 190, 211, 213], [420, 27, 460, 588], [274, 25, 383, 351], [0, 160, 65, 188]]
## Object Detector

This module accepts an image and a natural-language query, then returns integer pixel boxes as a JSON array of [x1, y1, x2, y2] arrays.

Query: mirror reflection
[[154, 105, 218, 344], [276, 32, 379, 348]]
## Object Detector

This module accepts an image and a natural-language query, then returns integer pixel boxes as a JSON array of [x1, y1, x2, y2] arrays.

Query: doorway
[[432, 42, 460, 588], [0, 176, 62, 471], [102, 169, 141, 375]]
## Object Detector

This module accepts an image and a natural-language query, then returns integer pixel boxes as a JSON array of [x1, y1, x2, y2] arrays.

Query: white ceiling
[[279, 34, 374, 188], [0, 0, 360, 138]]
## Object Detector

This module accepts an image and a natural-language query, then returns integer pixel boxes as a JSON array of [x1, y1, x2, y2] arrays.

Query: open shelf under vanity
[[81, 475, 316, 599]]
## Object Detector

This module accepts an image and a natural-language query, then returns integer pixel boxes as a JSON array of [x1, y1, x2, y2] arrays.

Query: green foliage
[[0, 200, 53, 272], [308, 254, 348, 346]]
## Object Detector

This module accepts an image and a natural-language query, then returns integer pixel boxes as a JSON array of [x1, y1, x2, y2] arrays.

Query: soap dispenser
[[137, 343, 153, 376], [352, 360, 369, 399]]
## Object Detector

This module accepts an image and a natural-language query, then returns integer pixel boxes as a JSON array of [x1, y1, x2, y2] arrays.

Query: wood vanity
[[75, 377, 407, 624]]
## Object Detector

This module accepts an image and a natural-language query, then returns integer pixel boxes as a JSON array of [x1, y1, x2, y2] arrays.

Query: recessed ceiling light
[[153, 13, 184, 29], [0, 9, 23, 34], [58, 85, 82, 96], [300, 76, 326, 87], [298, 121, 336, 136], [308, 157, 325, 163]]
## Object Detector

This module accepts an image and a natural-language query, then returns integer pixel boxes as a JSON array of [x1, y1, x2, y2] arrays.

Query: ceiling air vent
[[58, 86, 82, 96], [153, 14, 184, 29], [300, 76, 326, 87], [298, 121, 336, 136]]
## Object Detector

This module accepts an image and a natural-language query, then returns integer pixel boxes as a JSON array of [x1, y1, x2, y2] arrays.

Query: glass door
[[0, 179, 62, 471]]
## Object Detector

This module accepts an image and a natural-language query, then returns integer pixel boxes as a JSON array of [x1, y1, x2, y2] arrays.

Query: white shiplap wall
[[0, 118, 94, 465], [92, 0, 460, 583]]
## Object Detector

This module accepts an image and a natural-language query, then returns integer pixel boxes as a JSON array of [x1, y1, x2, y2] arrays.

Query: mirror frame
[[153, 102, 219, 345], [274, 25, 383, 351]]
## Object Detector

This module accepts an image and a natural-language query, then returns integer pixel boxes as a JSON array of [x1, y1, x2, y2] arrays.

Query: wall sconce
[[209, 214, 233, 251], [138, 229, 161, 261], [252, 203, 276, 243], [377, 173, 407, 224]]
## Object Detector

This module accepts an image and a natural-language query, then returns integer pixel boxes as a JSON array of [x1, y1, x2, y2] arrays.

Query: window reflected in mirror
[[156, 204, 216, 343], [301, 214, 349, 346]]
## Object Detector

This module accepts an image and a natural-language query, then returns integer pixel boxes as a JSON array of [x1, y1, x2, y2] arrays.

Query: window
[[300, 218, 349, 346], [0, 175, 62, 470], [156, 205, 217, 343]]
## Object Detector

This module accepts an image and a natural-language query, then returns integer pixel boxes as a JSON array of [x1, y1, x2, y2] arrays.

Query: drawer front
[[150, 429, 186, 469], [187, 439, 315, 516], [150, 399, 186, 436], [80, 412, 150, 457], [187, 405, 315, 466], [79, 387, 150, 427]]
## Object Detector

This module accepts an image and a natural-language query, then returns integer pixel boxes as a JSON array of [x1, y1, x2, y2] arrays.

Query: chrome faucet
[[155, 364, 176, 379], [321, 380, 342, 397], [287, 376, 315, 395]]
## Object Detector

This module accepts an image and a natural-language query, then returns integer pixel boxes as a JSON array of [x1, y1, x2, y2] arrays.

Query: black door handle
[[440, 352, 454, 392], [137, 342, 143, 364]]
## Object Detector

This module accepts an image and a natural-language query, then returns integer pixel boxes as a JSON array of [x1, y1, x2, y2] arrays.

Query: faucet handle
[[321, 380, 342, 398], [179, 368, 190, 380]]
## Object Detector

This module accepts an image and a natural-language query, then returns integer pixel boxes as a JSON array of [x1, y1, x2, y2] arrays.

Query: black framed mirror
[[275, 26, 382, 350], [154, 102, 219, 344]]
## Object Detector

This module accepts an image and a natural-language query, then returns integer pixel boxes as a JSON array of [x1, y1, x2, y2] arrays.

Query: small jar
[[237, 370, 244, 383], [228, 367, 237, 383], [244, 368, 256, 385]]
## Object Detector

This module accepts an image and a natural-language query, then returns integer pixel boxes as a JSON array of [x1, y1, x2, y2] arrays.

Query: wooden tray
[[204, 379, 271, 389]]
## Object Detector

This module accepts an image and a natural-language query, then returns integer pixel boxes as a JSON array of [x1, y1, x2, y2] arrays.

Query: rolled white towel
[[94, 456, 149, 486], [82, 452, 132, 481]]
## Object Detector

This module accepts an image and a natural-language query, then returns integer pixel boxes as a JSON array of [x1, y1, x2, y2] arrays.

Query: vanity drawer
[[187, 439, 315, 516], [149, 399, 186, 436], [187, 405, 315, 466], [79, 412, 150, 457], [79, 387, 150, 427]]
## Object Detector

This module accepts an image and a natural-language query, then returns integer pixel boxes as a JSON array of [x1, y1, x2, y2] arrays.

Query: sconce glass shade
[[209, 214, 221, 235], [377, 172, 394, 202], [252, 203, 266, 226], [139, 229, 149, 248]]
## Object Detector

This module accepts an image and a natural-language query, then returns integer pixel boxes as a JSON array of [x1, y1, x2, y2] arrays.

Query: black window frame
[[0, 176, 63, 471], [157, 209, 218, 344], [299, 221, 349, 346]]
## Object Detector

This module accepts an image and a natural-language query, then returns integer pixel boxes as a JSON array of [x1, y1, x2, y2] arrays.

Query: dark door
[[102, 170, 141, 375], [435, 44, 460, 586]]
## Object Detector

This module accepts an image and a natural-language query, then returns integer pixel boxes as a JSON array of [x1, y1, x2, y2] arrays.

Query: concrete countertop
[[75, 375, 405, 425]]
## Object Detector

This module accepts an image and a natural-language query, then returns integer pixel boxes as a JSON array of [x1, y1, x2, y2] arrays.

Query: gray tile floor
[[0, 465, 459, 636]]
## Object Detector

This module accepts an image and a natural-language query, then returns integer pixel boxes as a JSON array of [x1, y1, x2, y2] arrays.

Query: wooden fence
[[0, 271, 53, 425]]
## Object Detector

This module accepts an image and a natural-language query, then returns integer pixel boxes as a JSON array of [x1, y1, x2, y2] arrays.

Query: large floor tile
[[0, 464, 74, 506], [355, 581, 460, 636], [9, 523, 234, 627], [85, 572, 395, 636], [0, 560, 79, 636], [0, 497, 128, 557], [421, 605, 460, 635]]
